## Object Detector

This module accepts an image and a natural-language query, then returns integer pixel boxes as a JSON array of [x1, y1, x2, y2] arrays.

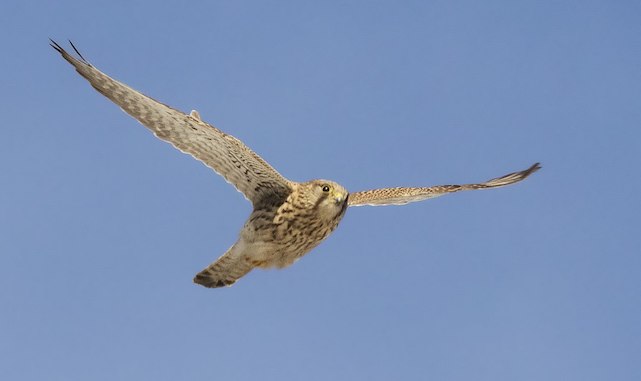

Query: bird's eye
[[322, 185, 331, 192]]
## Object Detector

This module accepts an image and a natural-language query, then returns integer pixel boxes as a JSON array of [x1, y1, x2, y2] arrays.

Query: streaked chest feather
[[241, 191, 347, 266]]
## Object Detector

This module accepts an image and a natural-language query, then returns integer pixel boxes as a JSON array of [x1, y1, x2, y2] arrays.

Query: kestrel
[[51, 40, 541, 288]]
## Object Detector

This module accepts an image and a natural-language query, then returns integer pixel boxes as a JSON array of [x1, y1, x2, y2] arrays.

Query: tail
[[193, 243, 254, 288]]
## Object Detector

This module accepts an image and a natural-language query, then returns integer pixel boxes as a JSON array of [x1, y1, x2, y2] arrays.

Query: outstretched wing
[[51, 40, 292, 206], [348, 163, 541, 207]]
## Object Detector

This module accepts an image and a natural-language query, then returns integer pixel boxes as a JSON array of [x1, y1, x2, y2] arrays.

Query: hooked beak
[[333, 191, 347, 204]]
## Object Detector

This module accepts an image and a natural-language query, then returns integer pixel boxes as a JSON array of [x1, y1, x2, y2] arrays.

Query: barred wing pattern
[[348, 163, 541, 207], [51, 40, 292, 206]]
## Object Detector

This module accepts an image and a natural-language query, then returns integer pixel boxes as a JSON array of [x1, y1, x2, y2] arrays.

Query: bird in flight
[[51, 40, 540, 288]]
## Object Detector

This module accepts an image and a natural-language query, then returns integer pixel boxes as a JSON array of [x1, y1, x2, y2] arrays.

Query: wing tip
[[48, 38, 63, 53], [484, 161, 542, 187], [49, 38, 91, 66], [527, 162, 542, 175]]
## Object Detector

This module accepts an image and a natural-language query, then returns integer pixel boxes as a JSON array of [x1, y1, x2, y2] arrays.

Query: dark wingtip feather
[[49, 39, 91, 66], [68, 40, 89, 63], [526, 162, 542, 176], [49, 38, 64, 53]]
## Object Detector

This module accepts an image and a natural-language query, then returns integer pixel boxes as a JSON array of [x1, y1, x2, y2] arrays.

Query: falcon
[[51, 40, 540, 288]]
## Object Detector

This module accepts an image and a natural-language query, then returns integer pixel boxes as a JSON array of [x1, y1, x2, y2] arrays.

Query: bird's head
[[304, 180, 349, 219]]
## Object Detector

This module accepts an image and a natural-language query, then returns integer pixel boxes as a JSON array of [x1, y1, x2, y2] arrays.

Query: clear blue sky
[[2, 1, 640, 380]]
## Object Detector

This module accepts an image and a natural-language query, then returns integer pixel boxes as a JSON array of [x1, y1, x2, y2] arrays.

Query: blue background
[[2, 1, 640, 380]]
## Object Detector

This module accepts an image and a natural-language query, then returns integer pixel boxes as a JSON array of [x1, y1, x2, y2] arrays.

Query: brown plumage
[[52, 40, 540, 288], [347, 163, 541, 206]]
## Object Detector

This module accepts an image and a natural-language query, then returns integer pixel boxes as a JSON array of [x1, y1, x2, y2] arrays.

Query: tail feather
[[193, 244, 254, 288]]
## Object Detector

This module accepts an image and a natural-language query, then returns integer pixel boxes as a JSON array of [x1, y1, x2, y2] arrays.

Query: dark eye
[[322, 185, 331, 192]]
